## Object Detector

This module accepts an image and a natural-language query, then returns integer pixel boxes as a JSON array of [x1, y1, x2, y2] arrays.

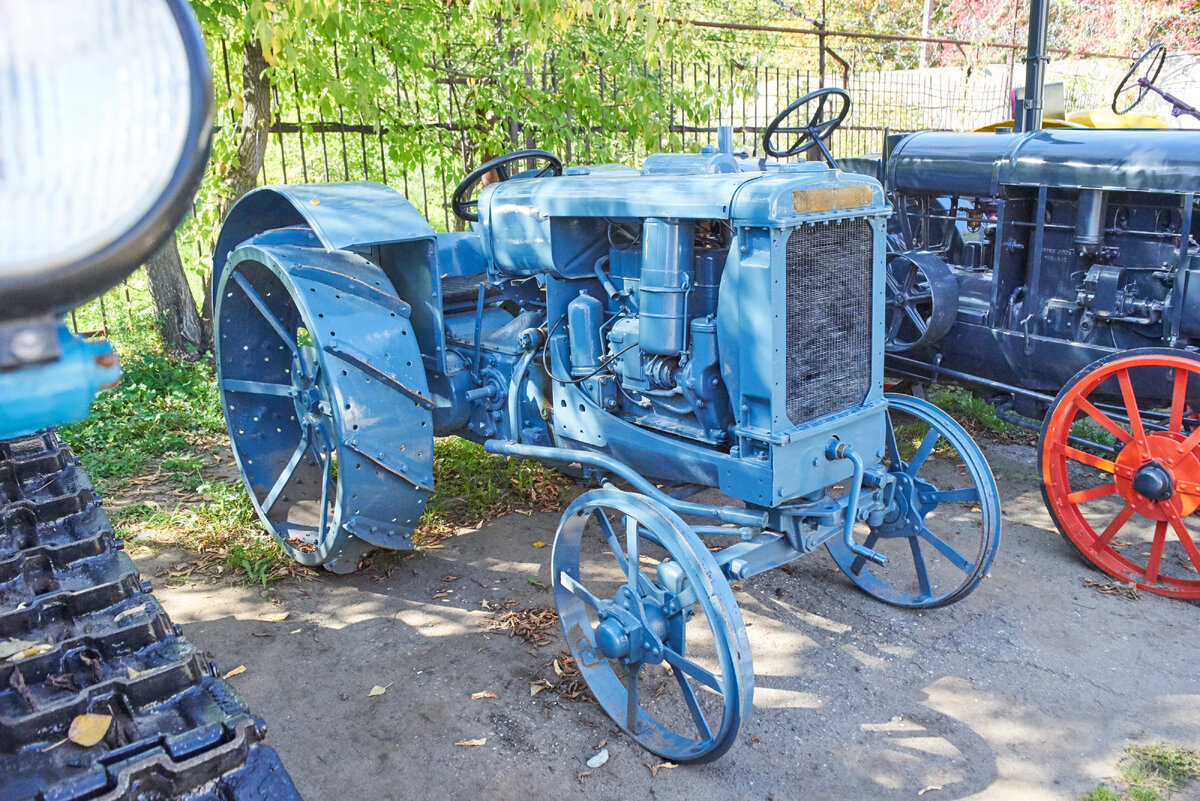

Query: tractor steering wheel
[[762, 87, 851, 162], [1113, 42, 1166, 115], [452, 149, 562, 222]]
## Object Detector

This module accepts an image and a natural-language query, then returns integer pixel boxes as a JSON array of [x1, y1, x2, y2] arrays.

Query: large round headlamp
[[0, 0, 214, 319]]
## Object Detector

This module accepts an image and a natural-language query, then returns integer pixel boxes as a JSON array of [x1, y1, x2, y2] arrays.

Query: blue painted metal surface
[[0, 324, 120, 439], [212, 127, 1002, 760]]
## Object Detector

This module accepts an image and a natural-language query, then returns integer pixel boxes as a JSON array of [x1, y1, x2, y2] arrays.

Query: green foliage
[[1083, 741, 1200, 801], [418, 437, 567, 540], [60, 342, 225, 485], [1082, 787, 1122, 801], [927, 385, 1014, 436]]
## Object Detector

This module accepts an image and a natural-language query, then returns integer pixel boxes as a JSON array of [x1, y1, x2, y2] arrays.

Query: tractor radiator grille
[[784, 218, 873, 426]]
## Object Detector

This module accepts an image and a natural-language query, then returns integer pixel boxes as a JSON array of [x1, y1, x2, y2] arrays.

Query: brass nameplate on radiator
[[792, 185, 873, 213]]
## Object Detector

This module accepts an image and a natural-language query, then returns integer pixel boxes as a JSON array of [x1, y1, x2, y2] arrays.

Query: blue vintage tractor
[[841, 36, 1200, 600], [211, 92, 1001, 761]]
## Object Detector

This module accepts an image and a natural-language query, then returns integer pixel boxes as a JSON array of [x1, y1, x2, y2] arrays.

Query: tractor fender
[[213, 181, 435, 309]]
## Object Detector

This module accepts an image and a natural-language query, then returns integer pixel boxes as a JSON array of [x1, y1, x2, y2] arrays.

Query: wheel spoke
[[850, 531, 880, 576], [1117, 369, 1150, 452], [1095, 504, 1135, 549], [903, 304, 929, 334], [1167, 423, 1200, 467], [314, 427, 334, 544], [884, 417, 902, 466], [1061, 445, 1116, 474], [674, 669, 714, 744], [1170, 367, 1189, 433], [663, 646, 721, 692], [626, 662, 642, 730], [926, 487, 980, 503], [558, 571, 607, 611], [887, 307, 905, 339], [1164, 505, 1200, 575], [232, 272, 298, 354], [917, 526, 975, 573], [907, 427, 941, 476], [909, 536, 933, 599], [222, 379, 293, 398], [1145, 521, 1168, 584], [593, 509, 629, 574], [900, 263, 919, 294], [1074, 396, 1132, 445], [1067, 482, 1119, 504], [625, 515, 640, 596], [884, 271, 903, 295], [262, 426, 310, 514]]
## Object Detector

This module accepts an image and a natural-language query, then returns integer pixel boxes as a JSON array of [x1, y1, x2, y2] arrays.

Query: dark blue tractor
[[844, 39, 1200, 600], [210, 90, 1001, 761]]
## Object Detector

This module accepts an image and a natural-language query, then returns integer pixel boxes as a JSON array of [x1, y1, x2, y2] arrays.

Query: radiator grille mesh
[[785, 219, 873, 426]]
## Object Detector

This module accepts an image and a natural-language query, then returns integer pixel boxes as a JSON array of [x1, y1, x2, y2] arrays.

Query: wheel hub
[[1131, 460, 1172, 501], [1114, 431, 1200, 519], [595, 586, 667, 663]]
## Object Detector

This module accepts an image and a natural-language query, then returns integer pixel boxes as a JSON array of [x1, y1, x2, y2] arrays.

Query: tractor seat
[[440, 273, 503, 308]]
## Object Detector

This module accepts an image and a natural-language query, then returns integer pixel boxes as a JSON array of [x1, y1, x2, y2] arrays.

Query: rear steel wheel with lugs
[[215, 238, 434, 573], [1040, 348, 1200, 598], [552, 489, 752, 763]]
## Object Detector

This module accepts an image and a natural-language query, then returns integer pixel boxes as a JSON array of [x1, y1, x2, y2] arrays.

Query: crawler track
[[0, 431, 302, 801]]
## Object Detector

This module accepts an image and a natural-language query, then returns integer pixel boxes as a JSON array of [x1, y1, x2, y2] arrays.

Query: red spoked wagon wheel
[[1039, 348, 1200, 598]]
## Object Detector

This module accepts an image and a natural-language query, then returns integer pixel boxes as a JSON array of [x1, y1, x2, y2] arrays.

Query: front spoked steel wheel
[[214, 242, 434, 573], [827, 394, 1001, 608], [1040, 348, 1200, 598], [552, 489, 752, 763]]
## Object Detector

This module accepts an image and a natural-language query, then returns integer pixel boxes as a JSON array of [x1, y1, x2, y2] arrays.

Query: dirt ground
[[135, 437, 1200, 801]]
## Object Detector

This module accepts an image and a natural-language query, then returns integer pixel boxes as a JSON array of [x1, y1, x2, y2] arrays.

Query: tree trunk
[[145, 237, 208, 358], [214, 38, 272, 224], [145, 38, 272, 356]]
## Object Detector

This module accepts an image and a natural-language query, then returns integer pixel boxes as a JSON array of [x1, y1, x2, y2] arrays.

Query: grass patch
[[417, 437, 568, 542], [926, 385, 1015, 436], [1083, 741, 1200, 801]]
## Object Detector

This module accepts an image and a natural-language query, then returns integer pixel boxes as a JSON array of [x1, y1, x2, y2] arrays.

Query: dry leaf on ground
[[261, 612, 290, 622], [223, 665, 246, 679], [471, 691, 498, 700], [455, 738, 487, 746], [368, 682, 393, 697], [646, 761, 678, 778], [68, 714, 112, 747]]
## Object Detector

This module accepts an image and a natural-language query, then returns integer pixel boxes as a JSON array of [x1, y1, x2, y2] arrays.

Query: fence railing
[[74, 18, 1182, 338]]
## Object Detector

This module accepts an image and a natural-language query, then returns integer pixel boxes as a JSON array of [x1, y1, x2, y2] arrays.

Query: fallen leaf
[[0, 639, 39, 661], [532, 541, 547, 548], [68, 714, 112, 747], [126, 667, 141, 679], [12, 644, 54, 660], [40, 738, 67, 752], [432, 590, 453, 599], [748, 735, 761, 744], [577, 771, 592, 783], [646, 761, 678, 778], [288, 628, 302, 634], [586, 748, 609, 768], [368, 682, 393, 697], [471, 691, 498, 700], [441, 575, 459, 582], [594, 738, 607, 750], [530, 680, 551, 696], [423, 544, 445, 550], [261, 612, 290, 622], [455, 738, 487, 747], [223, 665, 246, 679], [553, 659, 564, 676], [730, 583, 743, 591], [918, 786, 943, 796]]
